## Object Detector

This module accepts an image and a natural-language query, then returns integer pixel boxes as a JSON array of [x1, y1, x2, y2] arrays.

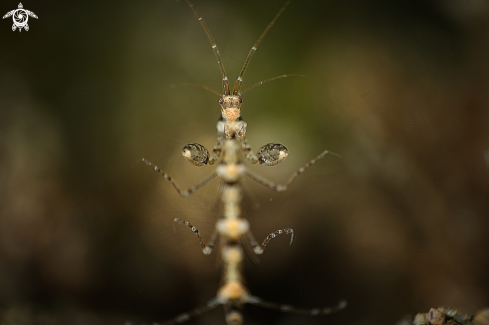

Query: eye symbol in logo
[[3, 3, 38, 32]]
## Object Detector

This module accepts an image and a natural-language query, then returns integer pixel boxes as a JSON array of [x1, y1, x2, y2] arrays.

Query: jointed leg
[[139, 158, 217, 197], [173, 218, 219, 255], [240, 136, 258, 164], [208, 133, 224, 165], [246, 228, 294, 254], [247, 296, 347, 316], [246, 150, 340, 192], [125, 296, 221, 325]]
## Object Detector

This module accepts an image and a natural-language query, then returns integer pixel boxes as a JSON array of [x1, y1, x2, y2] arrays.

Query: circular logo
[[13, 9, 28, 28]]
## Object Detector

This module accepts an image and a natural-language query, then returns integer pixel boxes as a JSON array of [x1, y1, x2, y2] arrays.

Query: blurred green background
[[1, 0, 488, 324]]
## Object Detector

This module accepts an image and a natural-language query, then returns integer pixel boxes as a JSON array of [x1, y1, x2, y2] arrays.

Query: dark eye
[[219, 98, 224, 105], [238, 98, 243, 104]]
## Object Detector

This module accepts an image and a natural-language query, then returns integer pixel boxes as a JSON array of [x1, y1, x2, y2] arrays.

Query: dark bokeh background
[[1, 0, 488, 324]]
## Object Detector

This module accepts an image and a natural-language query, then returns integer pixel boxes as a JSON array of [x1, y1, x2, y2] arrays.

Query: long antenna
[[241, 74, 304, 94], [232, 0, 292, 95], [185, 0, 230, 95]]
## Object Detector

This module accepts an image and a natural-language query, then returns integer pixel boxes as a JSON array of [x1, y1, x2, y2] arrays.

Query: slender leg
[[127, 297, 221, 325], [126, 296, 345, 325], [247, 150, 340, 192], [247, 296, 347, 316], [139, 158, 217, 197], [208, 133, 224, 165], [173, 218, 219, 255], [240, 137, 258, 164], [246, 228, 294, 254]]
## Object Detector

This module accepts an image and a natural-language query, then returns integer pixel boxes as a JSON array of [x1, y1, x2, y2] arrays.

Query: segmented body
[[132, 0, 345, 324]]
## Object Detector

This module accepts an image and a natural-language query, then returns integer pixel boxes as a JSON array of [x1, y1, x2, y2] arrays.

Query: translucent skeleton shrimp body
[[132, 0, 345, 324]]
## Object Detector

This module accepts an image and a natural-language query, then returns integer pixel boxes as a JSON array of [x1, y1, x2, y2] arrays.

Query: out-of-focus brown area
[[0, 0, 488, 324], [412, 307, 489, 325]]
